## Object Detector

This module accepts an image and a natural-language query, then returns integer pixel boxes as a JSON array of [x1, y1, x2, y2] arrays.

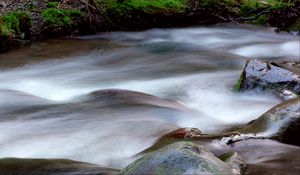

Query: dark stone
[[240, 97, 300, 146], [0, 158, 119, 175], [212, 139, 300, 175]]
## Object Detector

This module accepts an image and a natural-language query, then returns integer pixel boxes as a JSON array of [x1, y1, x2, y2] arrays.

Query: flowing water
[[0, 25, 299, 169]]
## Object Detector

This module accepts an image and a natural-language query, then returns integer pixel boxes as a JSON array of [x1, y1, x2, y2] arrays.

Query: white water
[[0, 25, 298, 168]]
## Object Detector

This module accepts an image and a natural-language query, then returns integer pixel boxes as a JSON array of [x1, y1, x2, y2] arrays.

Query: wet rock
[[159, 127, 202, 139], [122, 141, 237, 175], [0, 89, 50, 116], [83, 89, 190, 111], [240, 97, 300, 146], [276, 61, 300, 75], [209, 139, 300, 175], [0, 158, 119, 175], [235, 60, 300, 99], [141, 127, 202, 153], [218, 152, 247, 175]]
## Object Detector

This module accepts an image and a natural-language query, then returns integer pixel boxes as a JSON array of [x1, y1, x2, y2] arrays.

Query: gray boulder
[[235, 60, 300, 99]]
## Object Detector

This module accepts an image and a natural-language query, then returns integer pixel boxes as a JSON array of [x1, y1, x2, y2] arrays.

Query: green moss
[[42, 8, 84, 28], [251, 14, 268, 25], [126, 0, 188, 12], [42, 8, 71, 28], [47, 2, 60, 8], [240, 0, 292, 15], [0, 11, 31, 39], [97, 0, 188, 15], [234, 70, 245, 92], [200, 0, 237, 8], [240, 0, 293, 25]]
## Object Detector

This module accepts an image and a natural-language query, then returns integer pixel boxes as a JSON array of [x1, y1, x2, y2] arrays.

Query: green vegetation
[[234, 71, 245, 92], [239, 0, 293, 25], [97, 0, 189, 15], [0, 11, 31, 39], [95, 0, 294, 25], [250, 14, 268, 25], [288, 18, 300, 31], [46, 2, 60, 8], [42, 8, 84, 28]]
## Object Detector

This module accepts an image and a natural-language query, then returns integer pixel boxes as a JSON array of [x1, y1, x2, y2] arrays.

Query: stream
[[0, 25, 299, 170]]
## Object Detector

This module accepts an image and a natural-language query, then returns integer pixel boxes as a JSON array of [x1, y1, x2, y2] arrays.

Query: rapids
[[0, 25, 299, 169]]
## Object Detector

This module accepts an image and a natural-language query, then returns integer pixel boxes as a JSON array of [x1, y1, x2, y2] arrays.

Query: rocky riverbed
[[0, 25, 299, 174]]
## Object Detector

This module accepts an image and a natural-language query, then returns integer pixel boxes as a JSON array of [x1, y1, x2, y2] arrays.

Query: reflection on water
[[0, 25, 298, 169]]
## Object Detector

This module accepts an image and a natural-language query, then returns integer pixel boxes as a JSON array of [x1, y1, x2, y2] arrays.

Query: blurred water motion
[[0, 25, 298, 169]]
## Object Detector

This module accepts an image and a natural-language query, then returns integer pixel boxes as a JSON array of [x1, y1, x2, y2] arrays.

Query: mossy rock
[[0, 11, 31, 39], [122, 141, 236, 175], [0, 158, 119, 175], [41, 7, 86, 36]]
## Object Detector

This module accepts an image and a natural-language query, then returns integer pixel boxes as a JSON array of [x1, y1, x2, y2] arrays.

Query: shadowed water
[[0, 25, 299, 169]]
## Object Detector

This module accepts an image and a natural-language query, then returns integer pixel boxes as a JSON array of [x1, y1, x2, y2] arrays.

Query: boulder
[[235, 60, 300, 100], [122, 142, 237, 175], [240, 97, 300, 146], [0, 158, 119, 175]]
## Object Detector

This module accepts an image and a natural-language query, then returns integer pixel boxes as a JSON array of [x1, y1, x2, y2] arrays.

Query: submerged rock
[[235, 60, 300, 99], [122, 142, 237, 175], [240, 97, 300, 146], [0, 158, 119, 175], [83, 89, 190, 111], [210, 139, 300, 175]]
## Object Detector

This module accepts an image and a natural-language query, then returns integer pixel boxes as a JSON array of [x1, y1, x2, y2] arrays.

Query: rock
[[158, 127, 202, 139], [276, 61, 300, 75], [141, 127, 202, 153], [122, 142, 237, 175], [218, 152, 247, 175], [0, 158, 119, 175], [0, 89, 50, 116], [82, 89, 190, 111], [235, 60, 300, 99], [209, 139, 300, 175], [240, 97, 300, 146]]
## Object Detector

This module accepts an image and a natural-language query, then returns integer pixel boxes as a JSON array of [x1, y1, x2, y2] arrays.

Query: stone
[[122, 142, 237, 175], [240, 97, 300, 146], [235, 60, 300, 99], [0, 158, 119, 175]]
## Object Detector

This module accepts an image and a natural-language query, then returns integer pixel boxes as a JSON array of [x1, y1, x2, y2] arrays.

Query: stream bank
[[0, 0, 299, 52]]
